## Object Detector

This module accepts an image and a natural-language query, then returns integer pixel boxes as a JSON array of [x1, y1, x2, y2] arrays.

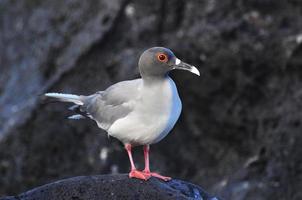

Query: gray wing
[[80, 79, 142, 130]]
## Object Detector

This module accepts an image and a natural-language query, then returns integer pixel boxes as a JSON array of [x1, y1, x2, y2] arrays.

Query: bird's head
[[138, 47, 200, 78]]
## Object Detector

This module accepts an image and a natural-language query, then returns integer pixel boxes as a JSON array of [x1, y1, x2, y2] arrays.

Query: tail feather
[[68, 114, 85, 120], [45, 93, 83, 105]]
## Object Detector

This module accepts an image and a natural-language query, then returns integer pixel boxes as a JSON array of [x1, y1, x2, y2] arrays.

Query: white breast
[[108, 77, 182, 145]]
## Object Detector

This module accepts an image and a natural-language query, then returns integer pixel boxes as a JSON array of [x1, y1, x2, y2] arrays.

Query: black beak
[[172, 58, 200, 76]]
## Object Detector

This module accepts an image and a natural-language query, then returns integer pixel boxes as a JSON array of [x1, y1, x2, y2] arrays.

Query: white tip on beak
[[173, 58, 200, 76], [190, 66, 200, 76], [175, 58, 181, 65]]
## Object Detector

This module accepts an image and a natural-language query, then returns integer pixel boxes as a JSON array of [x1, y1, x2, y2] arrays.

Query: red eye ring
[[157, 53, 168, 63]]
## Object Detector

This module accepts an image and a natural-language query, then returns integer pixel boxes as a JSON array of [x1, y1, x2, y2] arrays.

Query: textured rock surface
[[0, 174, 220, 200], [0, 0, 302, 200], [0, 0, 127, 140]]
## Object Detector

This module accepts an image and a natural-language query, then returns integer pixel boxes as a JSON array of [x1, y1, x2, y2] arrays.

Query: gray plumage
[[46, 79, 140, 130], [81, 79, 141, 130]]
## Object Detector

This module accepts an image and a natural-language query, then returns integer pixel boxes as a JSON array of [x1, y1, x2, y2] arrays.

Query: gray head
[[138, 47, 200, 79]]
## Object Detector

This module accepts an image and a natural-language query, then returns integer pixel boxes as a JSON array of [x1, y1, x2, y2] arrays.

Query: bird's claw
[[143, 170, 171, 181], [129, 170, 151, 180]]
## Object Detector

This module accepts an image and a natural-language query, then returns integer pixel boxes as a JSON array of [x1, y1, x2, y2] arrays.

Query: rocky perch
[[1, 174, 221, 200]]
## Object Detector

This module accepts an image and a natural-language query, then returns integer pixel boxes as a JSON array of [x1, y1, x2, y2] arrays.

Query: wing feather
[[81, 79, 141, 130]]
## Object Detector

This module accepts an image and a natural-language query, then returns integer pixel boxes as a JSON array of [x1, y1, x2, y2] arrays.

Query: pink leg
[[143, 145, 171, 181], [125, 144, 150, 180]]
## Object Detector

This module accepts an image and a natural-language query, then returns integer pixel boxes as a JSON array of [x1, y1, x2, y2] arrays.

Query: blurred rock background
[[0, 0, 301, 199]]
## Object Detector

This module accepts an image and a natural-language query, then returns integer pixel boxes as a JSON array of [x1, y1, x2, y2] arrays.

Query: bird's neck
[[142, 74, 170, 85]]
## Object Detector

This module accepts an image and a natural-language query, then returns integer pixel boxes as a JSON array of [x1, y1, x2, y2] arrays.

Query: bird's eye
[[157, 53, 168, 63]]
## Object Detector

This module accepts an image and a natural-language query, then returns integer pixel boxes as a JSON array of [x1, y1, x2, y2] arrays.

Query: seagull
[[45, 47, 200, 181]]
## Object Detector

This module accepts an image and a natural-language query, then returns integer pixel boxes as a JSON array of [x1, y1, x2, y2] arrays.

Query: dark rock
[[0, 174, 221, 200], [0, 0, 127, 140]]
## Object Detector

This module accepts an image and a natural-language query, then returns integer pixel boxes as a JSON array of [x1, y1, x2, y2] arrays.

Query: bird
[[45, 47, 200, 181]]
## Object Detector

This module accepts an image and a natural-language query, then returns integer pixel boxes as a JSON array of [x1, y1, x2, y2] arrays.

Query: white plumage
[[45, 93, 83, 105], [108, 77, 182, 145]]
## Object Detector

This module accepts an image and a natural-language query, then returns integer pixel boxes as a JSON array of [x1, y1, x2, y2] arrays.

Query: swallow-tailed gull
[[45, 47, 200, 181]]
